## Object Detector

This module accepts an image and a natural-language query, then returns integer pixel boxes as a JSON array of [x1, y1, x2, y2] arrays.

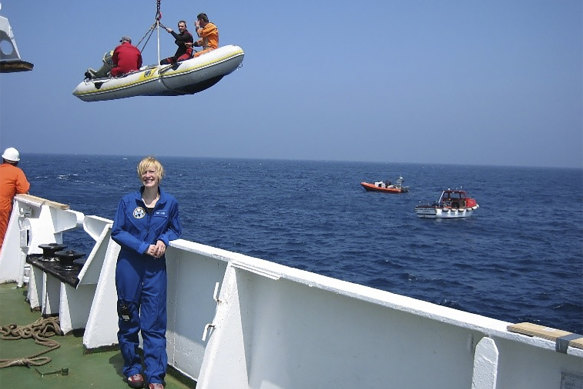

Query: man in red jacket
[[111, 36, 142, 77]]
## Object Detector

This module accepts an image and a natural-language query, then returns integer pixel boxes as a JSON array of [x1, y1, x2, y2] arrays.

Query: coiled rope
[[0, 316, 62, 368]]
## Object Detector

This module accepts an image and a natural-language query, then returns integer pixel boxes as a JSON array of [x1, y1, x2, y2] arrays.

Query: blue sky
[[0, 0, 581, 168]]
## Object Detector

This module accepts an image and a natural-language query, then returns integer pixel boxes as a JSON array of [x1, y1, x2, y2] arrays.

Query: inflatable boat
[[72, 44, 244, 102]]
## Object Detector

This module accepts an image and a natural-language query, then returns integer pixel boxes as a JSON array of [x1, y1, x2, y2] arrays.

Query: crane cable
[[156, 0, 161, 64], [135, 0, 163, 61], [126, 0, 189, 94]]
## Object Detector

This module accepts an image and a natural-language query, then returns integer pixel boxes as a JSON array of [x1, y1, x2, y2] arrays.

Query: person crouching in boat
[[85, 50, 114, 79], [110, 36, 142, 77], [160, 20, 193, 65], [111, 156, 182, 389], [188, 13, 218, 57]]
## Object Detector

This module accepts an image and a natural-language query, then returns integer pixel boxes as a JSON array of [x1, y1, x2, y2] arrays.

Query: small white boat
[[415, 188, 479, 219], [72, 45, 244, 102]]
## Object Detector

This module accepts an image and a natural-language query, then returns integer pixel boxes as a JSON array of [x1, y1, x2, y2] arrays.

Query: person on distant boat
[[84, 50, 114, 79], [160, 20, 194, 65], [189, 13, 219, 57], [111, 156, 181, 389], [110, 36, 142, 77], [0, 147, 30, 252]]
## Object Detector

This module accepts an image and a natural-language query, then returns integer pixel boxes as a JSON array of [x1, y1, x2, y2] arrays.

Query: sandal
[[127, 373, 145, 388]]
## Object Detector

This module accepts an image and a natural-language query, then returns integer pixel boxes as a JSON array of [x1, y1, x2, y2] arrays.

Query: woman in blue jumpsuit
[[112, 156, 182, 389]]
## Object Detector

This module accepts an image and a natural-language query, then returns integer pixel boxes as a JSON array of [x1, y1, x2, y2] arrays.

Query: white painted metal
[[0, 11, 22, 61], [415, 206, 478, 219], [472, 337, 499, 389], [1, 195, 581, 388], [59, 216, 113, 334], [77, 216, 112, 285], [26, 262, 42, 309], [0, 195, 80, 286], [82, 237, 120, 348], [0, 203, 26, 283], [41, 271, 60, 315], [165, 240, 229, 379], [58, 282, 95, 334]]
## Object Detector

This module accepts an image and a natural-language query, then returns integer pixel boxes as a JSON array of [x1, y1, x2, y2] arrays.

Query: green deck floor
[[0, 282, 195, 388]]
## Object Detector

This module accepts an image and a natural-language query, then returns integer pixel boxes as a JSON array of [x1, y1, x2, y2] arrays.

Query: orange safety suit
[[194, 22, 219, 57], [0, 163, 30, 250]]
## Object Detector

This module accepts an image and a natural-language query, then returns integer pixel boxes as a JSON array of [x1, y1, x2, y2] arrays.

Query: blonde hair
[[137, 156, 165, 180]]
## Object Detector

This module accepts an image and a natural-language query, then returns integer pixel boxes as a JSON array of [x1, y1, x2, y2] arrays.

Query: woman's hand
[[146, 241, 166, 258]]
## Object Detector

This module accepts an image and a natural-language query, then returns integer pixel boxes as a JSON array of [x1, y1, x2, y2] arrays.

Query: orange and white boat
[[360, 176, 409, 194]]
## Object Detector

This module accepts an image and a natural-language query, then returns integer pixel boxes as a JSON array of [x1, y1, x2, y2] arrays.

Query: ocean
[[21, 154, 583, 334]]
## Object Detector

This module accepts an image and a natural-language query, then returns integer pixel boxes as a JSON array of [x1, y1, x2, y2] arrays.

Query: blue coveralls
[[111, 187, 182, 384]]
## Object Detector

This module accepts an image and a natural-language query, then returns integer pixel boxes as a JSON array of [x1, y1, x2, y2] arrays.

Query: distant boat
[[72, 45, 244, 102], [415, 188, 479, 219], [360, 176, 409, 193]]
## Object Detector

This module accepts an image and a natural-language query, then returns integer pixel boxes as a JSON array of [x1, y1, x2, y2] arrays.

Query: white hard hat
[[2, 147, 20, 162]]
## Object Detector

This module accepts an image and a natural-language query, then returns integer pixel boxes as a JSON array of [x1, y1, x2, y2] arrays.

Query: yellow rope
[[0, 316, 62, 368]]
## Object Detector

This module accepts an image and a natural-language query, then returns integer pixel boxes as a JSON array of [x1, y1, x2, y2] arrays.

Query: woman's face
[[141, 167, 160, 188]]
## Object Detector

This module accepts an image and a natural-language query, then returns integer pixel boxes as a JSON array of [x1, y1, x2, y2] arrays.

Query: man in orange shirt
[[191, 13, 219, 57], [0, 147, 30, 251]]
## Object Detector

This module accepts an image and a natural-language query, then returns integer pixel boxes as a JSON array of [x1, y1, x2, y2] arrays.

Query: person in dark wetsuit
[[160, 20, 194, 65]]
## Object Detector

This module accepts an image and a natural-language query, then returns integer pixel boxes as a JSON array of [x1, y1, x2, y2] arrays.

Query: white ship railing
[[0, 194, 581, 389]]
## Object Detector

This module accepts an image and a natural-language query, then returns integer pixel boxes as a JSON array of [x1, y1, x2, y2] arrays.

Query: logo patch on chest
[[133, 206, 146, 219]]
